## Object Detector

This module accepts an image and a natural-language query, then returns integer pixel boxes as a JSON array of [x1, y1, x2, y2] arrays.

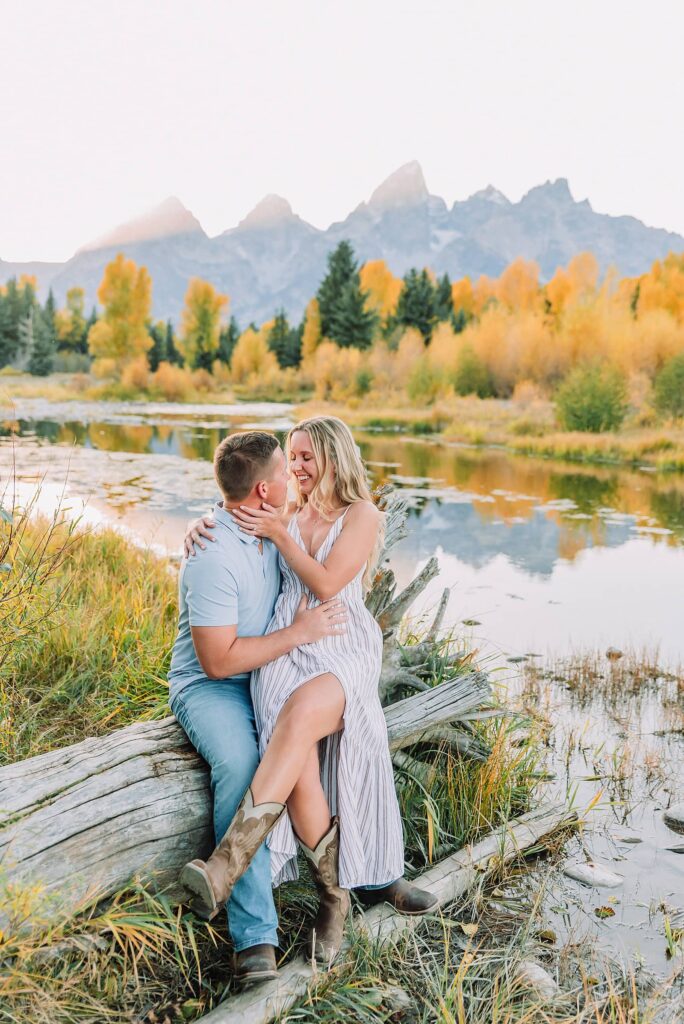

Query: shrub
[[149, 361, 193, 402], [653, 352, 684, 419], [407, 357, 442, 404], [453, 345, 494, 398], [121, 355, 150, 392], [555, 364, 628, 432]]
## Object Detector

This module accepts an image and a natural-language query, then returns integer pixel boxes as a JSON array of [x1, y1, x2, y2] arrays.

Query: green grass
[[0, 514, 176, 765]]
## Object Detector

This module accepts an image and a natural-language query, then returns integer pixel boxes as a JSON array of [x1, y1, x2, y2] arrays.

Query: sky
[[1, 0, 683, 262]]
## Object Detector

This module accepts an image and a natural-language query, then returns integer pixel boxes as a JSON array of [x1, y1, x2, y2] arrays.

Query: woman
[[181, 416, 436, 962]]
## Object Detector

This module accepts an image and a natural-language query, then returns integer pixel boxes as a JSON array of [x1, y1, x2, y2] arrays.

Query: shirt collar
[[214, 500, 262, 546]]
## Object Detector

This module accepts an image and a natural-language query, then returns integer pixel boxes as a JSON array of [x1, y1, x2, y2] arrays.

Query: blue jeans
[[171, 679, 279, 952]]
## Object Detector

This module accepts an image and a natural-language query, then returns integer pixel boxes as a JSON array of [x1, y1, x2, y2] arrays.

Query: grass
[[0, 513, 176, 765]]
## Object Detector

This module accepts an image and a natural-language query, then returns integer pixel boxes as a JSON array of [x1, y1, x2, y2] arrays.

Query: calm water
[[3, 397, 683, 663], [1, 396, 683, 975]]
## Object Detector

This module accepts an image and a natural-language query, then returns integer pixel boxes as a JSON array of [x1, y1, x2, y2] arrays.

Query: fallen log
[[195, 801, 577, 1024], [0, 670, 491, 928]]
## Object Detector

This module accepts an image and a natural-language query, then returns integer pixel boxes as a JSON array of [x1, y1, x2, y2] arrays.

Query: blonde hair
[[287, 415, 384, 590]]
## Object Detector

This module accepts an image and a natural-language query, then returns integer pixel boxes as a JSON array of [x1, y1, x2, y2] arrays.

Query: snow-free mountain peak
[[467, 184, 510, 205], [368, 160, 429, 210], [237, 194, 296, 231], [78, 196, 205, 253]]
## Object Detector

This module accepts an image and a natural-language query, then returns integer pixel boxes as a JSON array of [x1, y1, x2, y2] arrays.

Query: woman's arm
[[231, 501, 380, 602]]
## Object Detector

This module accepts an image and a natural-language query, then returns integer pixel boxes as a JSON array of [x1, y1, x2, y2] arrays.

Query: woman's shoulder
[[343, 500, 382, 524]]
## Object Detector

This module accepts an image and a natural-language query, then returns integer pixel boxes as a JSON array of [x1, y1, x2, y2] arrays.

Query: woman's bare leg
[[250, 673, 344, 806], [287, 745, 332, 849]]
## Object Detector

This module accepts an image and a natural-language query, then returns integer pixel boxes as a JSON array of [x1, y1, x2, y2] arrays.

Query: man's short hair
[[213, 431, 280, 501]]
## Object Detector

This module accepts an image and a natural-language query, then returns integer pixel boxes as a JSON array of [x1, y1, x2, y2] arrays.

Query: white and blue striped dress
[[251, 508, 405, 890]]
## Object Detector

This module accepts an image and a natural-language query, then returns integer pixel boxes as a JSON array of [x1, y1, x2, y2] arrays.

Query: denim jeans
[[171, 679, 279, 952]]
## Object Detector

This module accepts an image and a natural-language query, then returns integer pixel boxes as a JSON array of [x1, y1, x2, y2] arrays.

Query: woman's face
[[289, 430, 320, 496]]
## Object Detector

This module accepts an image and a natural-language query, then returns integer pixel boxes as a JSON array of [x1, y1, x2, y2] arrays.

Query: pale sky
[[1, 0, 683, 262]]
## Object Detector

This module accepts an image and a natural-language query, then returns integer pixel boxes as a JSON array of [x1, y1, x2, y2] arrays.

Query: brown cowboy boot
[[355, 877, 439, 915], [234, 944, 278, 988], [180, 786, 285, 920], [299, 818, 351, 965]]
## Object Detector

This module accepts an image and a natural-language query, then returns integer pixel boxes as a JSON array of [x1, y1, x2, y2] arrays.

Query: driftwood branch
[[0, 671, 491, 930], [195, 802, 576, 1024]]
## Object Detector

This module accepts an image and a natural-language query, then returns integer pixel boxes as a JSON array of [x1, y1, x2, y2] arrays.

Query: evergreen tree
[[434, 273, 453, 322], [28, 303, 57, 376], [0, 286, 18, 367], [451, 307, 471, 333], [267, 310, 302, 368], [165, 321, 183, 366], [218, 316, 240, 366], [328, 281, 377, 350], [317, 241, 358, 338], [147, 321, 167, 371], [395, 268, 436, 342]]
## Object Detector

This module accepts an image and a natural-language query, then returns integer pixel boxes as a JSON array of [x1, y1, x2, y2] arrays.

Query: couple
[[168, 416, 437, 989]]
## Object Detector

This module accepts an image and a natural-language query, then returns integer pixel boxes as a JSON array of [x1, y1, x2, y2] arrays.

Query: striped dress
[[251, 508, 405, 890]]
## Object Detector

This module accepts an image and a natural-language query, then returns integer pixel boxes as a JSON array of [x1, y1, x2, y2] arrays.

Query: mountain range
[[2, 162, 683, 327]]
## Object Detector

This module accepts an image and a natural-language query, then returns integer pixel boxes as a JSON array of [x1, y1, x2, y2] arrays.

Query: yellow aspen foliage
[[18, 274, 38, 291], [312, 341, 363, 401], [180, 278, 228, 369], [495, 258, 541, 312], [428, 321, 459, 375], [472, 275, 498, 315], [55, 287, 87, 349], [230, 327, 279, 384], [301, 298, 322, 365], [637, 254, 684, 321], [360, 260, 402, 320], [88, 253, 152, 373], [451, 276, 475, 317]]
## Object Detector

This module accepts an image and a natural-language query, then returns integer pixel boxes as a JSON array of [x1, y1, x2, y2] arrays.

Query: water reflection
[[3, 405, 684, 660]]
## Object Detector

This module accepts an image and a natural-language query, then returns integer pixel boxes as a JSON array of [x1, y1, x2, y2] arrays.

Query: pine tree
[[28, 304, 57, 376], [147, 321, 168, 371], [166, 321, 183, 366], [317, 241, 358, 338], [328, 282, 377, 350], [434, 273, 453, 322], [218, 317, 240, 366], [395, 268, 436, 342], [267, 310, 302, 367]]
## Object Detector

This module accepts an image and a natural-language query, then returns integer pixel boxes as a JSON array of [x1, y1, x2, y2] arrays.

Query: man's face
[[261, 446, 289, 508]]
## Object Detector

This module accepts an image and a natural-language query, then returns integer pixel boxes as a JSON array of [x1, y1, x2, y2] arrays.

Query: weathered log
[[0, 670, 490, 929], [195, 802, 576, 1024]]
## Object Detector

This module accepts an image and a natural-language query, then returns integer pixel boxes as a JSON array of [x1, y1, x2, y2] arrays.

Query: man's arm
[[191, 595, 346, 679]]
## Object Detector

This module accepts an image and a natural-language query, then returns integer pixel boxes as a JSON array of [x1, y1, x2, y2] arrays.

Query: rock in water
[[515, 961, 560, 1000], [664, 804, 684, 835], [563, 861, 623, 888]]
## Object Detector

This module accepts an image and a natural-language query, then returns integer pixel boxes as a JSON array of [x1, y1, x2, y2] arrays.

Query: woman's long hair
[[286, 415, 384, 590]]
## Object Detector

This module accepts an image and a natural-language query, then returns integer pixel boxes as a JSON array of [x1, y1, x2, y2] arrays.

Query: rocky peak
[[367, 160, 429, 210], [237, 194, 295, 230], [467, 184, 510, 205], [78, 196, 204, 253], [521, 178, 575, 206]]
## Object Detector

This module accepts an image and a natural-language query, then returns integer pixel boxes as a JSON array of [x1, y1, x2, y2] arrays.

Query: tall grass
[[0, 515, 176, 765]]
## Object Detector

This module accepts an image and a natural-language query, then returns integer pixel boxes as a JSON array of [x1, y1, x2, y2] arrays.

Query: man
[[168, 431, 345, 988], [172, 430, 437, 989]]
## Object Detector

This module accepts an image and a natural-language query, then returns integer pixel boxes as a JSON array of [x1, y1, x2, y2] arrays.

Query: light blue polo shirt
[[168, 501, 281, 705]]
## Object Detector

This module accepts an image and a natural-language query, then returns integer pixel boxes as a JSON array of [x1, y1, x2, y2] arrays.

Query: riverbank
[[6, 371, 684, 473], [295, 396, 684, 472]]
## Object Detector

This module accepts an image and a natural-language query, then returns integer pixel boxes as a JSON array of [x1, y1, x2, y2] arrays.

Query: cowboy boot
[[355, 877, 438, 915], [299, 818, 351, 965], [180, 786, 285, 920], [233, 944, 279, 989]]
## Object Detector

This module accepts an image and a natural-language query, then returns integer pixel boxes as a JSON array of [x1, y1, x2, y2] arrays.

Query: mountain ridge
[[2, 163, 682, 326]]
